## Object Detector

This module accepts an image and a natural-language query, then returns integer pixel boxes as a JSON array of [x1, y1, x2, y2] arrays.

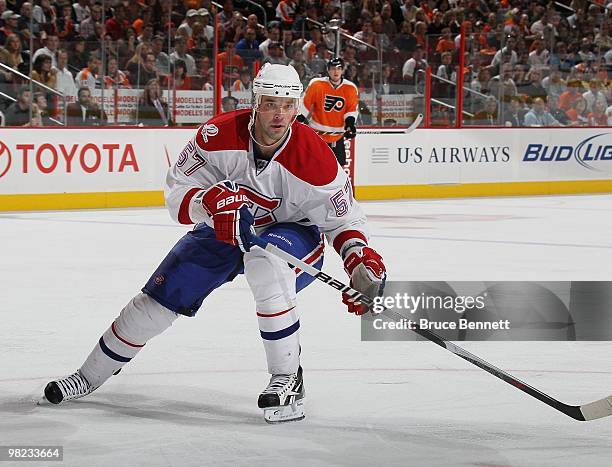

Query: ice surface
[[1, 195, 612, 466]]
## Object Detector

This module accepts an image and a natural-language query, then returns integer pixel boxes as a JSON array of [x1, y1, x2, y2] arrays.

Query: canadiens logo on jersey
[[324, 95, 345, 112], [241, 185, 282, 227], [200, 124, 219, 143]]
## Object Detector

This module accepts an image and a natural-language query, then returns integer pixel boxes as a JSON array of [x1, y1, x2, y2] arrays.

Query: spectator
[[178, 9, 199, 38], [104, 57, 130, 89], [547, 95, 569, 126], [216, 0, 234, 27], [435, 27, 455, 55], [3, 86, 31, 126], [170, 36, 196, 75], [197, 55, 213, 81], [235, 27, 262, 65], [137, 23, 154, 45], [56, 4, 75, 41], [75, 53, 101, 92], [31, 54, 56, 89], [490, 35, 518, 71], [222, 11, 245, 45], [232, 67, 251, 92], [218, 40, 245, 86], [0, 10, 20, 45], [577, 37, 595, 63], [68, 37, 87, 71], [527, 37, 549, 71], [105, 4, 129, 41], [587, 100, 608, 127], [401, 0, 418, 23], [32, 34, 59, 68], [549, 42, 575, 73], [17, 3, 40, 43], [163, 59, 191, 90], [72, 0, 91, 25], [471, 97, 499, 126], [33, 0, 57, 28], [394, 20, 417, 53], [371, 14, 392, 50], [0, 33, 28, 76], [276, 0, 297, 27], [151, 35, 170, 75], [582, 80, 607, 114], [352, 20, 376, 53], [66, 86, 106, 126], [558, 80, 584, 112], [197, 8, 214, 43], [259, 23, 281, 58], [309, 42, 331, 76], [402, 44, 427, 86], [502, 95, 527, 127], [262, 42, 289, 66], [488, 62, 517, 105], [565, 96, 589, 126], [520, 68, 547, 103], [246, 14, 265, 43], [524, 97, 560, 126], [32, 91, 57, 125], [79, 2, 102, 40], [542, 67, 566, 101], [379, 2, 397, 39], [53, 49, 77, 99], [221, 95, 238, 112], [137, 78, 169, 126]]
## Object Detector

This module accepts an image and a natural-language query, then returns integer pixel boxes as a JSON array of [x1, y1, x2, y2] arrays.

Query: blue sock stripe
[[98, 337, 132, 363], [259, 320, 300, 341]]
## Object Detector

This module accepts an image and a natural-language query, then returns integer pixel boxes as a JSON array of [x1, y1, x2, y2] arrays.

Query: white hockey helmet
[[252, 63, 303, 101]]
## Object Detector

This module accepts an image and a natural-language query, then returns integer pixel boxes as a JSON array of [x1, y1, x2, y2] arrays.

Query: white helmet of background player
[[249, 64, 303, 147]]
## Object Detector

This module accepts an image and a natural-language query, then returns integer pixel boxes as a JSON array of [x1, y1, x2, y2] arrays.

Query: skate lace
[[261, 373, 296, 396], [56, 371, 92, 401]]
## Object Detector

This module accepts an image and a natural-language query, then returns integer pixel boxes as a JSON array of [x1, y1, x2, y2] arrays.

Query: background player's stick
[[251, 235, 612, 422], [316, 114, 424, 135]]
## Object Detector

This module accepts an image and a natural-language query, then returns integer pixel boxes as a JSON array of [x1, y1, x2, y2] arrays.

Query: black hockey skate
[[44, 370, 95, 404], [258, 366, 305, 423]]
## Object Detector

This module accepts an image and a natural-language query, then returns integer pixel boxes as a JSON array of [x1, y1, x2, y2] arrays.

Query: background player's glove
[[296, 114, 309, 124], [344, 116, 357, 139], [202, 181, 255, 252], [342, 246, 386, 315]]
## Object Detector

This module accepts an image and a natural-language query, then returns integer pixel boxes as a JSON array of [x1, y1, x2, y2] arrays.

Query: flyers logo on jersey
[[200, 124, 219, 143], [324, 95, 345, 112]]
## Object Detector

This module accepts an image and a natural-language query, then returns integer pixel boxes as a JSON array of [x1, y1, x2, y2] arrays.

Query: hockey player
[[298, 57, 359, 166], [43, 64, 386, 423]]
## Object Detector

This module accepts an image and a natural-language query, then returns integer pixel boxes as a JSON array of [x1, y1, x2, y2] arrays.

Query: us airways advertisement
[[355, 129, 612, 186]]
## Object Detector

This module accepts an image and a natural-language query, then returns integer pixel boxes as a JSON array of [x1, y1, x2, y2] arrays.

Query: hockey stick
[[315, 113, 424, 136], [251, 235, 612, 422]]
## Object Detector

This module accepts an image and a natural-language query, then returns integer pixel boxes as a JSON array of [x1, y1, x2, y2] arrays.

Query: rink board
[[0, 127, 611, 210]]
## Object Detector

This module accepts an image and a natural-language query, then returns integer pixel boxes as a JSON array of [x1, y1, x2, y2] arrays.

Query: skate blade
[[263, 398, 305, 424], [36, 395, 51, 406]]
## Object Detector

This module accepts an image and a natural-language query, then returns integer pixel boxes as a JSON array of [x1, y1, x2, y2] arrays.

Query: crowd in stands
[[0, 0, 609, 127]]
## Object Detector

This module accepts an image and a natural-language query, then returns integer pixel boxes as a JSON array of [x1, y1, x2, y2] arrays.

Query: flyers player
[[298, 57, 358, 165], [42, 64, 386, 424]]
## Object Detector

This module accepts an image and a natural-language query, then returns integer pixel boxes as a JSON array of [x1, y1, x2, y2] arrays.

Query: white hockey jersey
[[165, 109, 369, 255]]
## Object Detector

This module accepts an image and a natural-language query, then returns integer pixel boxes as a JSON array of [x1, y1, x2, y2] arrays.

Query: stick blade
[[580, 395, 612, 421]]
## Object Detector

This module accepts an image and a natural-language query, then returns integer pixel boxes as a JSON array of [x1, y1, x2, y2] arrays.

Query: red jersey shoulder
[[195, 109, 251, 152], [275, 122, 339, 186]]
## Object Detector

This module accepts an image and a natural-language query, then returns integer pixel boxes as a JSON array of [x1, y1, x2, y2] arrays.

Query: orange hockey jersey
[[301, 77, 359, 143]]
